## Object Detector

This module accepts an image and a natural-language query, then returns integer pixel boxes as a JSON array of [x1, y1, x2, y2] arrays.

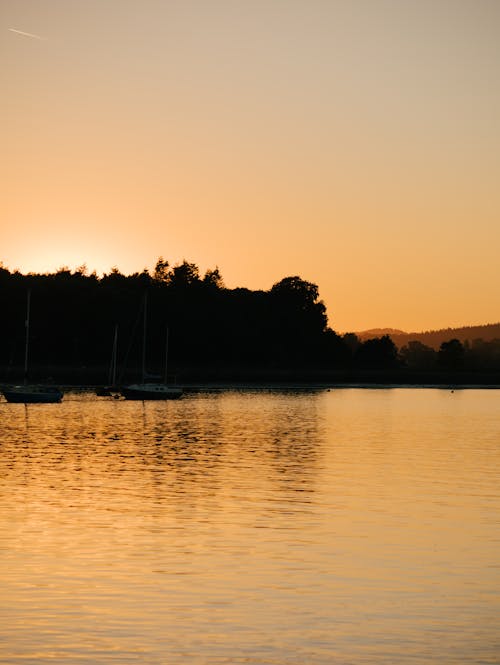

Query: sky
[[1, 0, 499, 332]]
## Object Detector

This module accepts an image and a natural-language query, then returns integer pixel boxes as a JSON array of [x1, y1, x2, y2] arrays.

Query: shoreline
[[2, 365, 500, 390]]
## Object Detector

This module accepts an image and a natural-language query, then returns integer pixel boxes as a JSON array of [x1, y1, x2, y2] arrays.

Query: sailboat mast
[[24, 289, 31, 385], [112, 324, 118, 387], [142, 292, 148, 384], [164, 327, 169, 384], [108, 324, 118, 386]]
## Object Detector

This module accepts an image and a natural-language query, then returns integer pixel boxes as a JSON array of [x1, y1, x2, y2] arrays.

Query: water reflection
[[2, 392, 322, 536], [1, 389, 499, 664]]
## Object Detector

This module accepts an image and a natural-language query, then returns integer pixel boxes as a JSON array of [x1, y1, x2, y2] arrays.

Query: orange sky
[[2, 0, 499, 332]]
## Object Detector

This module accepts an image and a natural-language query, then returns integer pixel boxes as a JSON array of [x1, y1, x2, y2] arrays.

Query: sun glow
[[4, 223, 117, 276]]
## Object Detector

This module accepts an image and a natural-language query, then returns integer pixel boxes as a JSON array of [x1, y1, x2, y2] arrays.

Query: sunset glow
[[2, 1, 500, 332]]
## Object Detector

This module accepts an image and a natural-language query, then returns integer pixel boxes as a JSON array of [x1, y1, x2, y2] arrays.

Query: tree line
[[359, 323, 500, 351], [0, 259, 498, 382]]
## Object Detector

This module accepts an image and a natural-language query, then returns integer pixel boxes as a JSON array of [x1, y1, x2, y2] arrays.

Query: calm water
[[1, 389, 499, 664]]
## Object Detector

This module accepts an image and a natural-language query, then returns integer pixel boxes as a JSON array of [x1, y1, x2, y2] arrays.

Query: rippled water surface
[[1, 389, 499, 664]]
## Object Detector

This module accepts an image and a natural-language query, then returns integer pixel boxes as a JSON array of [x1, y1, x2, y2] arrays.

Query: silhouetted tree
[[169, 261, 200, 288], [268, 276, 328, 363], [153, 257, 170, 283], [437, 339, 465, 370], [400, 340, 437, 369], [322, 329, 352, 366], [355, 335, 399, 369], [342, 333, 361, 356], [203, 267, 224, 289], [467, 338, 500, 370]]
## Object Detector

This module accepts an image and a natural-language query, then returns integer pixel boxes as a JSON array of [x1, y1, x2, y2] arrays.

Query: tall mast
[[164, 327, 169, 384], [24, 289, 31, 385], [108, 324, 118, 386], [112, 324, 118, 387], [142, 292, 148, 384]]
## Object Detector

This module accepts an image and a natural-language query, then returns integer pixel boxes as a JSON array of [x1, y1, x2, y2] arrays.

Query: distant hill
[[356, 323, 500, 350], [356, 328, 406, 338]]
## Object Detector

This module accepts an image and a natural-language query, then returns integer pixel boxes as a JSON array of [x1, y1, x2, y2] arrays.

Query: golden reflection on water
[[1, 389, 499, 664]]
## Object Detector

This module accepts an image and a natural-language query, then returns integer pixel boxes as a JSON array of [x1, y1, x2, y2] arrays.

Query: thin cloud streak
[[8, 28, 45, 40]]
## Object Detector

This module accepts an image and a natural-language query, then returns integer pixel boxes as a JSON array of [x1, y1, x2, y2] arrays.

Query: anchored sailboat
[[120, 293, 182, 400], [2, 290, 63, 403]]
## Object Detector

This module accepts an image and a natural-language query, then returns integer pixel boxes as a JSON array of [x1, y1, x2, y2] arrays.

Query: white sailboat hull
[[121, 383, 182, 400]]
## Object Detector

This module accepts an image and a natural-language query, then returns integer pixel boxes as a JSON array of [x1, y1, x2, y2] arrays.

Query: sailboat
[[2, 290, 63, 403], [120, 293, 182, 400]]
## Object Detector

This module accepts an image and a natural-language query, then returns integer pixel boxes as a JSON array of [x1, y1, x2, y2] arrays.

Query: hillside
[[356, 328, 406, 338], [357, 323, 500, 350]]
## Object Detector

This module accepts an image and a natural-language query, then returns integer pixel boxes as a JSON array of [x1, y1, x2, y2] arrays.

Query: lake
[[1, 388, 499, 664]]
